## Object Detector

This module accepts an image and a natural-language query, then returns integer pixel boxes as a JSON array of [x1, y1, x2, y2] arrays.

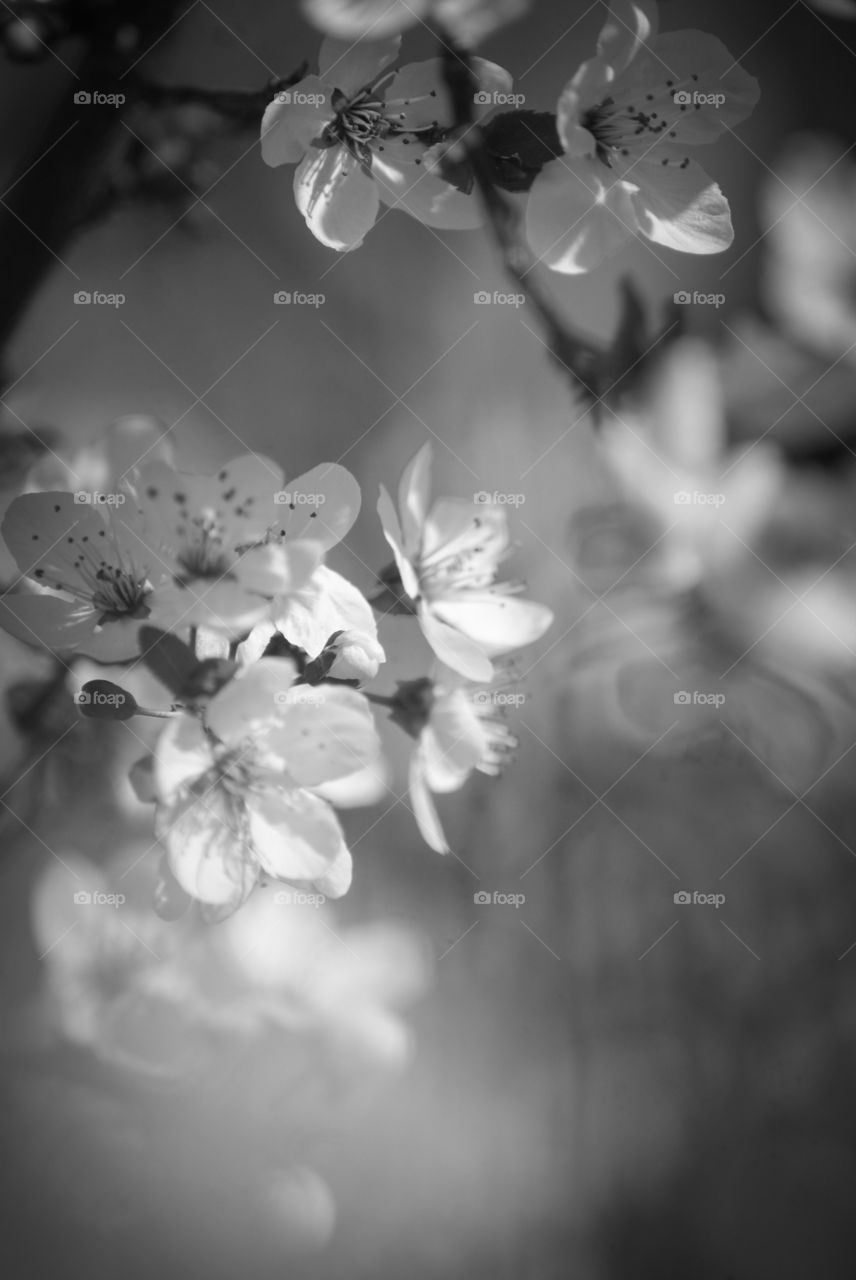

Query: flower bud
[[325, 630, 385, 682]]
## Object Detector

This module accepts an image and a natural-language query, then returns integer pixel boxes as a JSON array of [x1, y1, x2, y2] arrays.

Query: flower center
[[326, 87, 391, 162], [176, 516, 233, 581], [90, 565, 152, 622]]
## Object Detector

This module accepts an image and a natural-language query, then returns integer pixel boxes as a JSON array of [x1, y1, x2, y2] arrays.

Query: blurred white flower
[[762, 133, 856, 363], [301, 0, 528, 44], [25, 414, 174, 496], [600, 337, 785, 593], [32, 848, 429, 1082], [260, 36, 511, 249], [391, 669, 515, 853], [147, 658, 380, 915], [377, 442, 553, 680], [131, 454, 325, 638], [526, 0, 759, 273]]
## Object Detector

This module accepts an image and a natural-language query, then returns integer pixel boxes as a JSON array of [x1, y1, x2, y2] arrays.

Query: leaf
[[137, 625, 199, 696]]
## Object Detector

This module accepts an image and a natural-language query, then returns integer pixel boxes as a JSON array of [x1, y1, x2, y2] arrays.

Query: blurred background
[[2, 1, 856, 1277]]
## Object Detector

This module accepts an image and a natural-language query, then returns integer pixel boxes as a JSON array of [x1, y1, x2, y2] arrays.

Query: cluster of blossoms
[[262, 0, 759, 271], [1, 426, 552, 919]]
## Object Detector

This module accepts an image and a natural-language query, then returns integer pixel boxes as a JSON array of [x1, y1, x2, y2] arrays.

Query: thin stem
[[437, 31, 605, 403]]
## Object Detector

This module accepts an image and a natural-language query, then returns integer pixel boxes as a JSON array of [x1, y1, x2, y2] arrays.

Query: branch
[[437, 32, 647, 412]]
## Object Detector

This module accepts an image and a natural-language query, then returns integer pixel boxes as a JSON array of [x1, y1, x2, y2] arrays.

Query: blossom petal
[[420, 498, 507, 566], [383, 57, 511, 130], [525, 158, 637, 274], [294, 145, 380, 251], [398, 443, 433, 552], [234, 540, 321, 597], [597, 1, 658, 75], [153, 714, 215, 804], [0, 590, 138, 660], [418, 604, 494, 681], [161, 788, 257, 910], [261, 683, 381, 786], [261, 76, 332, 167], [135, 454, 284, 552], [274, 565, 379, 657], [318, 34, 401, 94], [612, 32, 760, 144], [206, 657, 298, 745], [431, 592, 554, 655], [378, 485, 421, 599], [270, 462, 361, 550], [249, 787, 353, 890], [2, 491, 127, 593], [408, 753, 450, 854], [630, 158, 733, 254], [373, 158, 484, 230]]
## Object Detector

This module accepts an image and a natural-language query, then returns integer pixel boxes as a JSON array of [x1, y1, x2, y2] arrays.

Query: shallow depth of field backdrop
[[2, 2, 856, 1278]]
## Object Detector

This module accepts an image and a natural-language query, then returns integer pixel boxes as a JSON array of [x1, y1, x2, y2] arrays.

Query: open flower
[[0, 490, 172, 661], [130, 454, 343, 638], [377, 443, 553, 681], [261, 35, 512, 250], [148, 658, 380, 916], [393, 670, 515, 853], [525, 0, 759, 273]]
